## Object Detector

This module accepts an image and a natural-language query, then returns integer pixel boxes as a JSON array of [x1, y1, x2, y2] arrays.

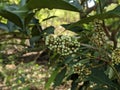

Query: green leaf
[[88, 68, 118, 89], [7, 21, 19, 32], [0, 21, 19, 32], [0, 8, 23, 28], [43, 26, 55, 35], [63, 56, 74, 64], [19, 0, 28, 6], [64, 0, 82, 10], [12, 9, 29, 18], [107, 66, 115, 79], [53, 67, 67, 87], [22, 87, 30, 90], [0, 22, 9, 31], [93, 85, 113, 90], [62, 24, 84, 33], [78, 59, 90, 64], [71, 79, 79, 90], [31, 24, 42, 37], [69, 5, 120, 28], [27, 0, 80, 12], [24, 12, 34, 27], [45, 67, 60, 90], [30, 36, 41, 47]]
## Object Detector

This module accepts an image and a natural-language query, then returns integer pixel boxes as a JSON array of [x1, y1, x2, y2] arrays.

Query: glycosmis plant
[[1, 0, 120, 90], [112, 48, 120, 65], [45, 34, 80, 56]]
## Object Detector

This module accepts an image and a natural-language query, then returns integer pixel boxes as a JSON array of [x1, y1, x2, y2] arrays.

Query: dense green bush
[[0, 0, 120, 90]]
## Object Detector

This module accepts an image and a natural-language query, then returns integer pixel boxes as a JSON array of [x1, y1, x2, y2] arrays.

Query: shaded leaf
[[31, 25, 42, 37], [0, 8, 23, 28], [107, 66, 115, 79], [12, 9, 28, 18], [93, 85, 112, 90], [43, 26, 55, 35], [29, 36, 41, 48], [22, 87, 30, 90], [0, 21, 19, 32], [88, 68, 118, 89], [27, 0, 80, 12], [45, 67, 60, 90], [0, 22, 9, 31], [71, 77, 79, 90], [7, 21, 19, 32], [19, 0, 28, 6], [69, 5, 120, 28], [64, 0, 82, 11], [63, 56, 75, 64], [62, 24, 84, 33], [24, 12, 34, 27], [79, 59, 90, 64], [53, 67, 67, 87]]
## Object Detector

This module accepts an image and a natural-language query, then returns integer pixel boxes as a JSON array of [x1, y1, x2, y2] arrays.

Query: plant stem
[[98, 0, 102, 14], [99, 0, 118, 49]]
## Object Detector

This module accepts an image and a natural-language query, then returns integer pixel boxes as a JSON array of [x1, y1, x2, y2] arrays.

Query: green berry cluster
[[112, 48, 120, 65], [91, 20, 107, 47], [73, 63, 91, 81], [45, 34, 80, 56]]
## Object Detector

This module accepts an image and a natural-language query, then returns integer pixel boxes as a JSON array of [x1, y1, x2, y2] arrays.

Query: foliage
[[0, 0, 120, 90]]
